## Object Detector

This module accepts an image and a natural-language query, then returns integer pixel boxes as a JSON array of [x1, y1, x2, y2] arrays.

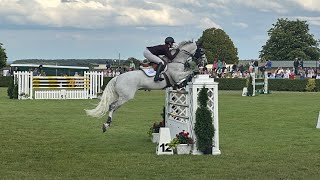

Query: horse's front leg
[[171, 71, 192, 84]]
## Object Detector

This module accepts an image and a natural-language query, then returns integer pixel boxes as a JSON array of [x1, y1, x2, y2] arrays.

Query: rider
[[143, 37, 180, 81]]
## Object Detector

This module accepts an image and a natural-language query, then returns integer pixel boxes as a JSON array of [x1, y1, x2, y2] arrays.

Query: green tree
[[124, 57, 140, 67], [260, 18, 320, 61], [197, 27, 239, 64], [0, 43, 8, 69]]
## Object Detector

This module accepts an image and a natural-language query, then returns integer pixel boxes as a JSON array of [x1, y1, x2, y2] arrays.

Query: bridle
[[180, 47, 207, 67]]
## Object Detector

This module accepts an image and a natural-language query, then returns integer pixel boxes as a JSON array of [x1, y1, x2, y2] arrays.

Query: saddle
[[139, 62, 168, 77], [139, 61, 193, 90]]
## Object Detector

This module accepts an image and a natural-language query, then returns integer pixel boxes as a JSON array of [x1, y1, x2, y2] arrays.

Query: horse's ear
[[196, 41, 203, 48]]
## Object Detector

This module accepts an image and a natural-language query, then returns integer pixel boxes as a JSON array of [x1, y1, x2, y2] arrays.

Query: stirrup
[[154, 77, 164, 82]]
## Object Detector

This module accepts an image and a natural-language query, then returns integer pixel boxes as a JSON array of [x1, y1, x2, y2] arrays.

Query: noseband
[[180, 48, 206, 65]]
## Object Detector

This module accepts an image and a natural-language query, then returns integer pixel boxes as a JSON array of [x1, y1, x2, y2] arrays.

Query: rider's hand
[[176, 48, 180, 53], [172, 44, 178, 48]]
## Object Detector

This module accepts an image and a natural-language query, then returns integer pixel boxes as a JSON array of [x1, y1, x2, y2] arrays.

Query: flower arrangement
[[147, 106, 166, 137], [147, 120, 165, 137], [168, 130, 194, 149], [176, 130, 194, 144], [19, 92, 29, 99]]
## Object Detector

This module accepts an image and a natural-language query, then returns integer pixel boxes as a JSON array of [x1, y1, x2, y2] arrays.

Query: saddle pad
[[140, 67, 156, 77], [140, 65, 168, 77]]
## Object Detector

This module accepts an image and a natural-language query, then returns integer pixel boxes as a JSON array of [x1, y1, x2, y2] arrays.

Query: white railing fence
[[14, 71, 103, 100]]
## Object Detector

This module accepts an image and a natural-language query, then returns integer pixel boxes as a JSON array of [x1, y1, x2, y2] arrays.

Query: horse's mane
[[176, 41, 193, 49]]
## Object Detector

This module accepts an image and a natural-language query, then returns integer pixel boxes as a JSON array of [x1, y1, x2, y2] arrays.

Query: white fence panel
[[15, 71, 103, 100]]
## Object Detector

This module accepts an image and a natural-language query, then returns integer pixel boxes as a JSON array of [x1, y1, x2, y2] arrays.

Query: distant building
[[10, 64, 89, 76]]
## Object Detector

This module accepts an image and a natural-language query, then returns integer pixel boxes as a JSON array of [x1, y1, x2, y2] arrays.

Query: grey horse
[[85, 41, 207, 132]]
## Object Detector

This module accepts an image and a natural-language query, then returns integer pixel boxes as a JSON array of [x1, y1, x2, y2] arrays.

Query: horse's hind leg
[[102, 97, 130, 132], [102, 82, 137, 133], [102, 101, 117, 132]]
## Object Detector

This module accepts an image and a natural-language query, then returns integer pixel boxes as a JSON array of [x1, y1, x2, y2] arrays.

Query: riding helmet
[[165, 37, 175, 44]]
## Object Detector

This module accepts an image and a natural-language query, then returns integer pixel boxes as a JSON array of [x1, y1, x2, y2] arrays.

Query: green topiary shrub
[[7, 77, 14, 99], [12, 83, 18, 99], [246, 75, 253, 96], [194, 87, 214, 154], [161, 106, 165, 122], [6, 77, 18, 99]]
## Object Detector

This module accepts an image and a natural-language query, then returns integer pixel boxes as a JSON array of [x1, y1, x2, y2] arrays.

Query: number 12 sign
[[156, 128, 173, 155]]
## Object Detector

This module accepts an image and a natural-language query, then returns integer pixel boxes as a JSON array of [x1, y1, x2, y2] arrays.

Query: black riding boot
[[154, 63, 164, 82]]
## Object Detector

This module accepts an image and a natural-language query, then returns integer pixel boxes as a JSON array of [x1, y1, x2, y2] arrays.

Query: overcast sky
[[0, 0, 320, 62]]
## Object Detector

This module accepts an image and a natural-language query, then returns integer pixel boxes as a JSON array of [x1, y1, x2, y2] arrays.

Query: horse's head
[[175, 41, 207, 67], [193, 45, 207, 67]]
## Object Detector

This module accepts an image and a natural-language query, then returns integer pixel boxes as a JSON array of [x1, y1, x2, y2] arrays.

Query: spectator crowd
[[198, 58, 320, 79], [5, 59, 320, 80]]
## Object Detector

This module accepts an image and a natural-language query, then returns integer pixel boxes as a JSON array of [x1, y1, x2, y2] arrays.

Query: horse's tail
[[85, 76, 118, 118]]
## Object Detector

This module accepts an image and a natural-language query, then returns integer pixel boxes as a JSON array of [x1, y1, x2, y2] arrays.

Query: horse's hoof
[[102, 123, 109, 133]]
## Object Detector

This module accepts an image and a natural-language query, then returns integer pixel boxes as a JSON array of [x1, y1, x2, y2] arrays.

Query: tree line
[[0, 43, 7, 69], [198, 18, 320, 64]]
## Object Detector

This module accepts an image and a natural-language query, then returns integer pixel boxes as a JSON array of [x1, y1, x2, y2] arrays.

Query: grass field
[[1, 87, 320, 179]]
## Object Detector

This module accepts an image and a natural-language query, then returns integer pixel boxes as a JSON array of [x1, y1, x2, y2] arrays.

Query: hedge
[[101, 77, 113, 90], [216, 78, 320, 92], [1, 76, 319, 92], [214, 78, 247, 90], [102, 77, 320, 92], [0, 76, 13, 87], [268, 79, 308, 91]]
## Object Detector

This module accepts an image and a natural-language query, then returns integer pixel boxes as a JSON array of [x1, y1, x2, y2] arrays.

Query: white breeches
[[143, 48, 164, 65]]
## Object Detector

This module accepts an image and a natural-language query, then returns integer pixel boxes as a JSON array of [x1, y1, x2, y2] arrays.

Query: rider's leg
[[154, 63, 164, 81], [143, 49, 165, 82]]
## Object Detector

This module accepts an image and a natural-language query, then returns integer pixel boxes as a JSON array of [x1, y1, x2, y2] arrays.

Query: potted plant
[[147, 120, 165, 143], [168, 130, 194, 155], [147, 107, 166, 143], [19, 92, 29, 99]]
